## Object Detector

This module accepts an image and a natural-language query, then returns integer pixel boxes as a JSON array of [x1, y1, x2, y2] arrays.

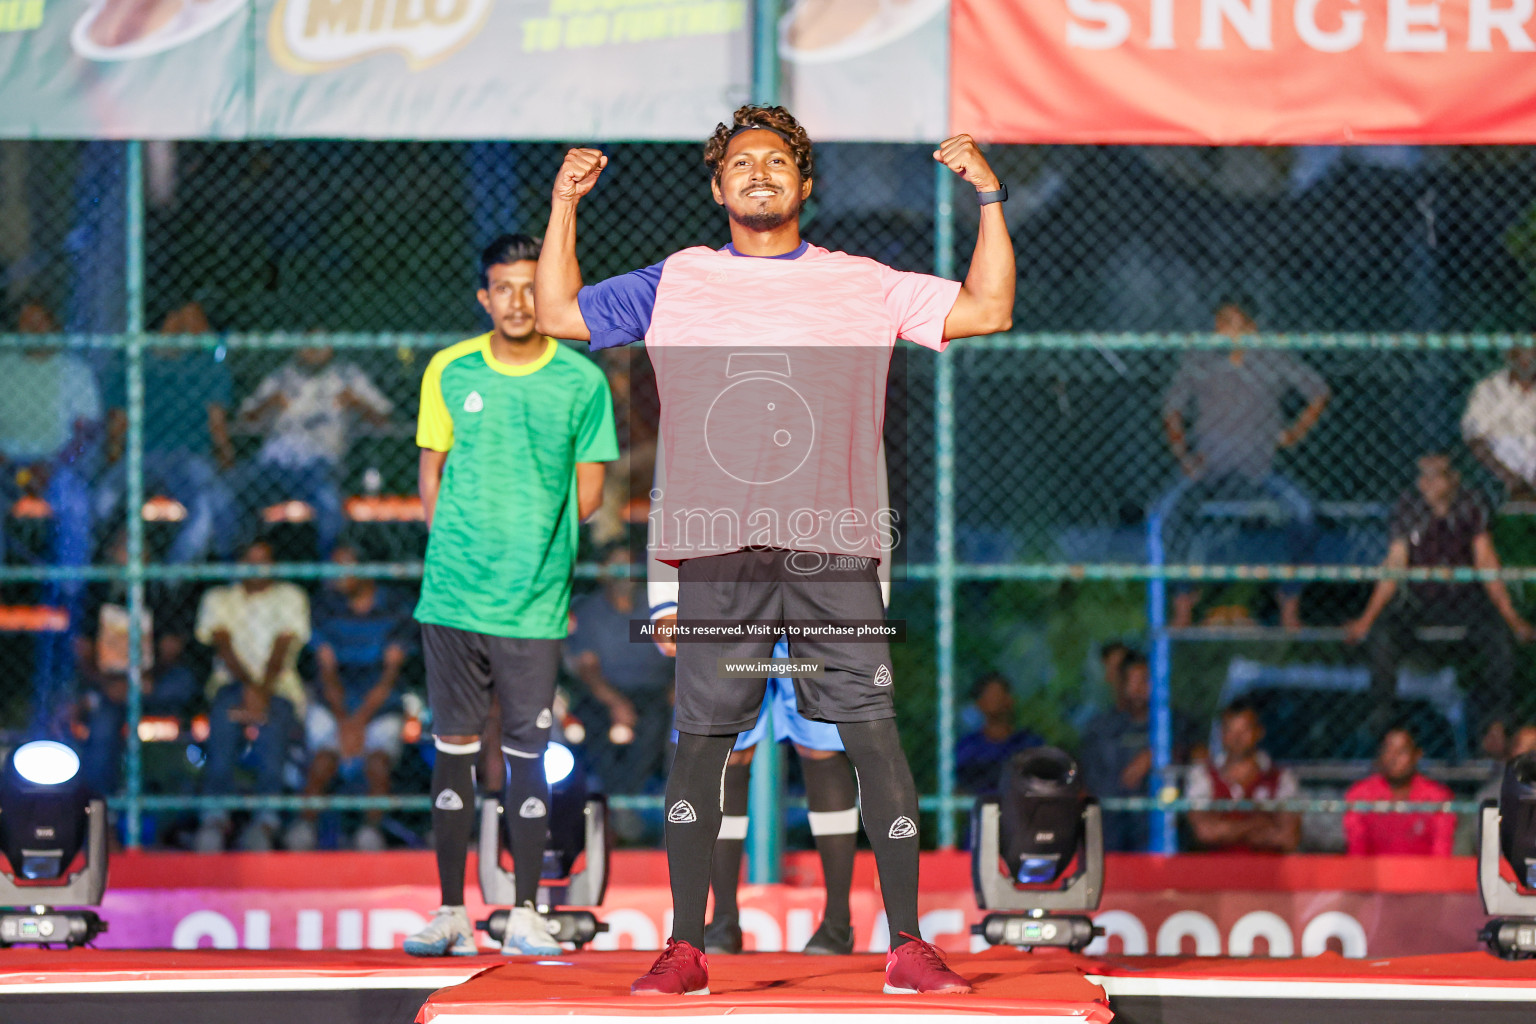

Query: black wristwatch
[[976, 183, 1008, 206]]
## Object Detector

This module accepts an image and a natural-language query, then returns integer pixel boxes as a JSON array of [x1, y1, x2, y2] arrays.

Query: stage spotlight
[[478, 741, 610, 950], [972, 747, 1104, 953], [0, 741, 109, 947], [1478, 752, 1536, 959], [544, 742, 576, 786]]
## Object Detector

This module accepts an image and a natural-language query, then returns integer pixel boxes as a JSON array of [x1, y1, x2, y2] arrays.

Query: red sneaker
[[631, 938, 710, 995], [883, 934, 972, 994]]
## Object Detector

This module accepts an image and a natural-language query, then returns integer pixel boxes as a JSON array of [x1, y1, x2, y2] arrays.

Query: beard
[[731, 194, 802, 233]]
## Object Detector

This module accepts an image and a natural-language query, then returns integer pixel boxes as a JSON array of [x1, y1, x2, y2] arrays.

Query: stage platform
[[7, 947, 1536, 1024]]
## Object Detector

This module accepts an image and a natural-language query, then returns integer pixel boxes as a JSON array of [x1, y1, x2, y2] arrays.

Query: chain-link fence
[[4, 139, 1536, 852]]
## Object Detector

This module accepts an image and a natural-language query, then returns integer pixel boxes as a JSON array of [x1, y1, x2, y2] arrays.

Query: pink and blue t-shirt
[[579, 241, 960, 563]]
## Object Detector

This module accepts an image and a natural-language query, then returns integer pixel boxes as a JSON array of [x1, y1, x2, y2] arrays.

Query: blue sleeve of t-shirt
[[577, 260, 665, 351]]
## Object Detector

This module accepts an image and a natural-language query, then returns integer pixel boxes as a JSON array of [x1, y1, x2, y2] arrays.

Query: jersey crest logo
[[435, 789, 464, 811], [519, 797, 547, 819], [888, 816, 917, 840], [873, 664, 893, 687], [464, 391, 484, 413], [667, 800, 698, 824], [536, 708, 553, 729]]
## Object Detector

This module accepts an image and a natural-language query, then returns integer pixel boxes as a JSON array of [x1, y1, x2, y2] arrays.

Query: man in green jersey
[[404, 234, 619, 958]]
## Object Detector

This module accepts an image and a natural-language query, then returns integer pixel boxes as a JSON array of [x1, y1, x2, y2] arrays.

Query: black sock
[[665, 732, 736, 947], [709, 757, 753, 925], [802, 751, 858, 930], [503, 750, 550, 907], [431, 746, 478, 907], [836, 719, 921, 947]]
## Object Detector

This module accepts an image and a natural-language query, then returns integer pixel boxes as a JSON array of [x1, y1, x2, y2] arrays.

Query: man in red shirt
[[1343, 727, 1454, 855], [1185, 700, 1300, 852]]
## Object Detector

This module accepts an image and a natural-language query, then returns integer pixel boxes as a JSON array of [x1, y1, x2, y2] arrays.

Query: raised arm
[[935, 134, 1015, 340], [535, 148, 608, 342]]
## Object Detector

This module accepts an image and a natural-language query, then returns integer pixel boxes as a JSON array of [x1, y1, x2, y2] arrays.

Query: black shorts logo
[[888, 815, 917, 840], [873, 664, 893, 687], [435, 789, 464, 811], [667, 800, 698, 824], [519, 797, 547, 819], [536, 708, 553, 729]]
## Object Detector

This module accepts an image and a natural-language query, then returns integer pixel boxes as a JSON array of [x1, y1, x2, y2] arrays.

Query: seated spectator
[[73, 531, 199, 795], [1463, 345, 1536, 501], [1344, 452, 1533, 753], [1477, 723, 1536, 807], [192, 538, 310, 852], [95, 301, 236, 564], [285, 544, 415, 851], [1155, 295, 1329, 631], [235, 345, 391, 557], [1185, 700, 1300, 853], [1079, 652, 1193, 851], [568, 546, 674, 795], [1343, 726, 1454, 856], [955, 672, 1043, 793], [0, 299, 101, 735]]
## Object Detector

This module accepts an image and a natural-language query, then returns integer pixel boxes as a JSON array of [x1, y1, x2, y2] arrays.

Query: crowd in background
[[6, 278, 1536, 853]]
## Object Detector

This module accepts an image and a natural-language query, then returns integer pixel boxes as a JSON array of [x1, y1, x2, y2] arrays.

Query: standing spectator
[[1185, 700, 1301, 852], [235, 345, 392, 557], [73, 531, 199, 796], [954, 672, 1043, 793], [192, 538, 310, 852], [0, 299, 101, 735], [1343, 726, 1455, 856], [567, 546, 673, 796], [96, 300, 236, 564], [1463, 345, 1536, 501], [1344, 452, 1533, 753], [1079, 652, 1191, 851], [1155, 296, 1330, 630], [285, 544, 416, 852]]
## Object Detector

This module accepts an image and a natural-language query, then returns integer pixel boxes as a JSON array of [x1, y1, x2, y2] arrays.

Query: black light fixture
[[478, 741, 610, 949], [972, 747, 1104, 953], [0, 741, 109, 947], [1478, 751, 1536, 958]]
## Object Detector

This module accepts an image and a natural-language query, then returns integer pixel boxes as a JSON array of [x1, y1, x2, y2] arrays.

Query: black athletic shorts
[[421, 623, 560, 757], [673, 548, 895, 736]]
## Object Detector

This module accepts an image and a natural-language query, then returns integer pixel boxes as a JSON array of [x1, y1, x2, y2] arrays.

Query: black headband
[[728, 122, 793, 145]]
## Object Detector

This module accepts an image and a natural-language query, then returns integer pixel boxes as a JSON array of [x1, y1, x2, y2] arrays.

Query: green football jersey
[[415, 334, 618, 638]]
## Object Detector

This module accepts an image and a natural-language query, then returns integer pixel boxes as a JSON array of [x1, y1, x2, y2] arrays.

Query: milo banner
[[0, 0, 750, 139]]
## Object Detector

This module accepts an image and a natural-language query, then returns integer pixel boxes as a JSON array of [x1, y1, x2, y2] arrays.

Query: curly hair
[[703, 105, 814, 183]]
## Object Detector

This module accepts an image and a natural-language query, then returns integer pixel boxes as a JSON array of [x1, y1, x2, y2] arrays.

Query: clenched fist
[[553, 148, 608, 204], [933, 134, 1000, 194]]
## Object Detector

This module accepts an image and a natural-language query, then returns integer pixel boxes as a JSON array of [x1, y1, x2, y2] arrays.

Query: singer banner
[[952, 0, 1536, 144]]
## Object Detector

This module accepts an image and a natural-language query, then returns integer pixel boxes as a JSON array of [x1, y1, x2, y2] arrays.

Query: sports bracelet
[[977, 184, 1008, 206]]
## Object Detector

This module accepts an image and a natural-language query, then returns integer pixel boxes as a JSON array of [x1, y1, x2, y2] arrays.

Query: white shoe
[[353, 824, 386, 851], [500, 903, 562, 956], [284, 819, 319, 851], [404, 906, 479, 957]]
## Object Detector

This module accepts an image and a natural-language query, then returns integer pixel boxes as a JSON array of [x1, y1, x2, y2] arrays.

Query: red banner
[[93, 850, 1486, 958], [952, 0, 1536, 144]]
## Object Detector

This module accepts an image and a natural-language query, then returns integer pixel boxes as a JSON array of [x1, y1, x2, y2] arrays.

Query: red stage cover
[[952, 0, 1536, 144]]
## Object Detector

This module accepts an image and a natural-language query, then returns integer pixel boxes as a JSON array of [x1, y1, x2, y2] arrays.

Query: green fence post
[[124, 140, 146, 848], [933, 160, 957, 848], [743, 0, 786, 884]]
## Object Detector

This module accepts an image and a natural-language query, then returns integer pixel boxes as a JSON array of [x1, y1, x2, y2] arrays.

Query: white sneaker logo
[[435, 789, 464, 811], [873, 664, 893, 687], [464, 391, 484, 413], [888, 815, 917, 839], [667, 800, 698, 824], [519, 797, 547, 819], [536, 708, 553, 729]]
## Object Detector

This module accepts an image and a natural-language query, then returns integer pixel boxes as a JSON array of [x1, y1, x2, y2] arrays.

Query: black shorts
[[421, 623, 560, 757], [673, 548, 895, 736]]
